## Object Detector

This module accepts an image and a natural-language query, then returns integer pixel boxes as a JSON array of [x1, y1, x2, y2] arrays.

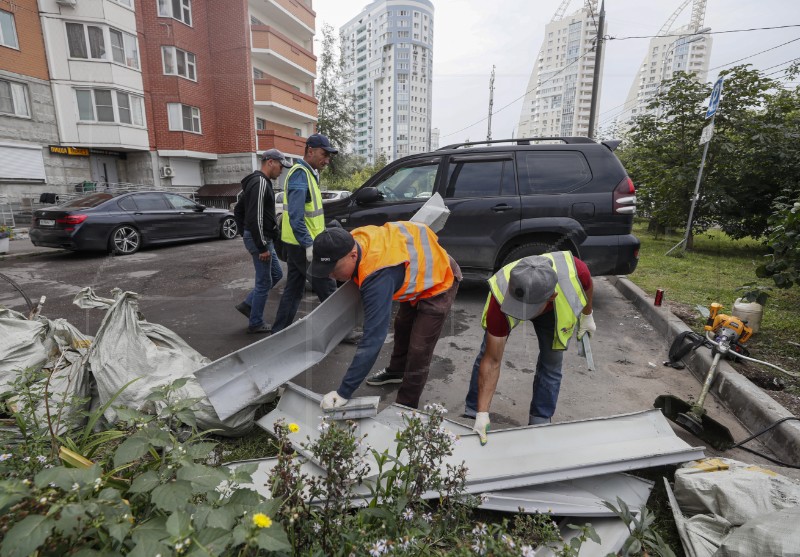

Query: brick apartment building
[[0, 0, 317, 203]]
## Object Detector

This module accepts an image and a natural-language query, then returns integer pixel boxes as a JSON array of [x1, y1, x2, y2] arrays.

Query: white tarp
[[75, 288, 256, 436], [0, 308, 48, 389]]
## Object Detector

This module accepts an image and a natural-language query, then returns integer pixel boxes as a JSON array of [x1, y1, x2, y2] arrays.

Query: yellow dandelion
[[253, 513, 272, 529], [288, 423, 300, 433]]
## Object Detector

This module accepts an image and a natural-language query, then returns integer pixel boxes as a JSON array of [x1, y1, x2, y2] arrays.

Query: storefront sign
[[49, 145, 90, 157]]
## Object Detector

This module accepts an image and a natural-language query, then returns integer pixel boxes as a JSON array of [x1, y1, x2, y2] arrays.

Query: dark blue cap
[[306, 133, 338, 154]]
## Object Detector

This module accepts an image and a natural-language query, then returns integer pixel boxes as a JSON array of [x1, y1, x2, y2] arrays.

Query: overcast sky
[[312, 0, 800, 144]]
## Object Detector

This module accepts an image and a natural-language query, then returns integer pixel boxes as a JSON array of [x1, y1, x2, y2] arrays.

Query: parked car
[[321, 190, 351, 203], [322, 137, 639, 279], [30, 191, 238, 255]]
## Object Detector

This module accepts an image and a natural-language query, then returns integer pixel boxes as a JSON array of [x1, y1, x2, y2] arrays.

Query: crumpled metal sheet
[[195, 193, 450, 421]]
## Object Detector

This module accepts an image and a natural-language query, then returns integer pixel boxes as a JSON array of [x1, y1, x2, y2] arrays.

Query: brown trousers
[[391, 257, 462, 408]]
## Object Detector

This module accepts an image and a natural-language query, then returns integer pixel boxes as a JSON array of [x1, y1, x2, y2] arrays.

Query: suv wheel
[[500, 242, 553, 268]]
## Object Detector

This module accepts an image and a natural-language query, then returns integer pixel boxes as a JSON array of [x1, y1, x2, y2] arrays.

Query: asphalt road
[[0, 237, 790, 468]]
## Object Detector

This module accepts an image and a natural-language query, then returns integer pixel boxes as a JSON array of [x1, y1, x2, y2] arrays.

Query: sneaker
[[247, 324, 272, 334], [365, 368, 404, 386], [235, 302, 251, 318]]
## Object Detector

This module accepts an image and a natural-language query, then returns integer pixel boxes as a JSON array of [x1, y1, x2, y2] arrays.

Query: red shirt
[[485, 257, 592, 337]]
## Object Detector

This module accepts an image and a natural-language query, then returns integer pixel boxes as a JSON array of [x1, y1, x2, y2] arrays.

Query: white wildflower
[[402, 508, 414, 521], [71, 482, 80, 491], [368, 539, 387, 556], [0, 453, 12, 462], [471, 522, 487, 536], [501, 534, 515, 548], [36, 455, 47, 463], [422, 512, 433, 523], [312, 522, 321, 533], [521, 545, 536, 557], [39, 497, 48, 504], [22, 479, 31, 485], [23, 457, 31, 463], [471, 539, 486, 555]]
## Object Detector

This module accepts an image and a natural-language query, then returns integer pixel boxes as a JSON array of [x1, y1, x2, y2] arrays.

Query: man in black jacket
[[233, 149, 291, 333]]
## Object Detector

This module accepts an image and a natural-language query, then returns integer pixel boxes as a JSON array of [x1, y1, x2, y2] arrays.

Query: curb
[[0, 250, 61, 261], [607, 275, 800, 465]]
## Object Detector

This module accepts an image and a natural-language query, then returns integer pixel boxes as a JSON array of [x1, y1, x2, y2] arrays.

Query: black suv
[[323, 137, 638, 279]]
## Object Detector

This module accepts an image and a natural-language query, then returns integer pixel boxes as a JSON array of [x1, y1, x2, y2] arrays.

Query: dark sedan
[[30, 191, 238, 255]]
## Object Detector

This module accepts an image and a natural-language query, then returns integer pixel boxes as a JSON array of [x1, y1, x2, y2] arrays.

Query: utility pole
[[487, 65, 495, 143], [587, 0, 605, 139]]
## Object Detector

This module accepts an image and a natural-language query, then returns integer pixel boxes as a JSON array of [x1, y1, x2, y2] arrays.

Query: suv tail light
[[613, 177, 636, 215]]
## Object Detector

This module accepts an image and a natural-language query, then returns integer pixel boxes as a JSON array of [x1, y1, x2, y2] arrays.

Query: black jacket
[[234, 171, 277, 252]]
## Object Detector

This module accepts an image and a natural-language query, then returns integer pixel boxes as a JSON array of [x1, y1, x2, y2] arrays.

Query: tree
[[315, 24, 354, 179], [758, 199, 800, 288]]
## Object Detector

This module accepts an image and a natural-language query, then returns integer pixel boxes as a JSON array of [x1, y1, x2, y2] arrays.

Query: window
[[158, 0, 192, 26], [256, 117, 266, 130], [373, 161, 438, 201], [118, 197, 138, 211], [517, 152, 591, 194], [0, 9, 19, 49], [445, 159, 515, 198], [67, 22, 139, 68], [112, 0, 133, 7], [165, 193, 196, 210], [253, 67, 264, 79], [167, 103, 201, 133], [0, 79, 30, 118], [162, 46, 196, 80], [132, 193, 170, 210], [75, 88, 144, 126]]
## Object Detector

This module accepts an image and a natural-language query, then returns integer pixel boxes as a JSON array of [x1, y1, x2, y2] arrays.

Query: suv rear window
[[445, 159, 516, 198], [517, 151, 591, 194]]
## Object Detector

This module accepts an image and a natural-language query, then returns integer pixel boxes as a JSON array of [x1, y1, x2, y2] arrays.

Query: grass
[[629, 220, 800, 391]]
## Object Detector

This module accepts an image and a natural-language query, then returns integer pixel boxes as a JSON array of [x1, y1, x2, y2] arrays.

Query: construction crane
[[487, 65, 495, 143], [658, 0, 707, 35], [551, 0, 598, 22]]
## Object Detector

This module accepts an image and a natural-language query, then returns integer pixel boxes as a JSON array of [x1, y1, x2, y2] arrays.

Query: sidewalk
[[0, 235, 62, 261]]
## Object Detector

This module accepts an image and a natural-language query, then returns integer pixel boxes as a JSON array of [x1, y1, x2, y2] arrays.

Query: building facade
[[341, 0, 433, 164], [0, 0, 316, 203], [516, 0, 602, 138]]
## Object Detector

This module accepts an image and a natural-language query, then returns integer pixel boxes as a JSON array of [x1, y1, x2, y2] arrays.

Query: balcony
[[257, 130, 308, 157], [251, 26, 316, 80], [254, 77, 318, 121], [253, 0, 315, 37]]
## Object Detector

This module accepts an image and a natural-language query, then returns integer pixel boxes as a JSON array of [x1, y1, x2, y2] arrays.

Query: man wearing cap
[[309, 223, 462, 410], [233, 149, 292, 333], [464, 252, 595, 444], [272, 133, 339, 333]]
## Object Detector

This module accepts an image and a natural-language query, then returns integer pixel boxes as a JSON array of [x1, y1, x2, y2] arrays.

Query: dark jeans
[[243, 232, 282, 329], [464, 309, 564, 424], [388, 258, 462, 409], [272, 243, 336, 333]]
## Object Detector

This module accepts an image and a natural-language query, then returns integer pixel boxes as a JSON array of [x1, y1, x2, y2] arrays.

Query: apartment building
[[1, 0, 316, 201], [341, 0, 434, 164], [0, 0, 61, 198], [516, 0, 603, 138]]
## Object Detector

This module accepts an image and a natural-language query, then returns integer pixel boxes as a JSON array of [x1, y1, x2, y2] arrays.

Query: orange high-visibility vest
[[352, 222, 454, 303]]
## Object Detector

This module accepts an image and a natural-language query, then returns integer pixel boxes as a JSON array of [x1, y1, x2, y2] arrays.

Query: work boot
[[235, 302, 251, 319], [366, 368, 404, 386], [247, 324, 272, 334]]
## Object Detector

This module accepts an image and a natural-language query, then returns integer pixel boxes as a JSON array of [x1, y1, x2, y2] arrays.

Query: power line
[[708, 36, 800, 71], [605, 24, 800, 41]]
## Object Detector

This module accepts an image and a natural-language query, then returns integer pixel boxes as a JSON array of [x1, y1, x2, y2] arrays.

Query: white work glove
[[473, 412, 490, 446], [578, 312, 596, 339], [305, 245, 314, 263], [320, 390, 348, 410]]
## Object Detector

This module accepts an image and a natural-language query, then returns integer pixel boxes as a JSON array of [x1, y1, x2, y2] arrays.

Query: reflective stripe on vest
[[281, 164, 325, 245], [482, 251, 587, 350], [393, 221, 436, 302]]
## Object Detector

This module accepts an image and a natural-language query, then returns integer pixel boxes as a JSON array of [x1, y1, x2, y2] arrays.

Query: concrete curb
[[607, 275, 800, 465], [0, 249, 61, 261]]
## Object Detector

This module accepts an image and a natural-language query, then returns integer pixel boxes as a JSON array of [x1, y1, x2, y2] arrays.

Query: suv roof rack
[[438, 137, 598, 150]]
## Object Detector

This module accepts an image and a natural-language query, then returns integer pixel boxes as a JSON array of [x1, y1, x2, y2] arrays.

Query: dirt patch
[[668, 300, 800, 418]]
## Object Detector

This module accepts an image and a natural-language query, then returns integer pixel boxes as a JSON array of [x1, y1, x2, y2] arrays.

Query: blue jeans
[[465, 309, 564, 424], [272, 243, 336, 333], [243, 231, 283, 329]]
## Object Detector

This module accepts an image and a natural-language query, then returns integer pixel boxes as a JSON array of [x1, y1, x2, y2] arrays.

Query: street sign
[[706, 77, 724, 119], [699, 123, 714, 145]]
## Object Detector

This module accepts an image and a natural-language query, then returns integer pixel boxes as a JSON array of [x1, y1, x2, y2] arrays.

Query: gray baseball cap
[[498, 256, 558, 320], [261, 148, 292, 168]]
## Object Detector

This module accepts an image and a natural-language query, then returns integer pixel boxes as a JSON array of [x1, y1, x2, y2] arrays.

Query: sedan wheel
[[221, 217, 238, 239], [110, 225, 141, 255]]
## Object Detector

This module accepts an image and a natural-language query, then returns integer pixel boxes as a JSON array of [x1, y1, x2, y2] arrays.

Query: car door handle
[[134, 212, 143, 215], [491, 204, 513, 212]]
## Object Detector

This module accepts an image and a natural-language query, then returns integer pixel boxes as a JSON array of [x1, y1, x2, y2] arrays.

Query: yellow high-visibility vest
[[481, 251, 587, 349], [281, 163, 325, 245]]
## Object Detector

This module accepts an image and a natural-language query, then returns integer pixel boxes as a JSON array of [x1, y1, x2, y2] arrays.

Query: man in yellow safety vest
[[464, 253, 595, 444]]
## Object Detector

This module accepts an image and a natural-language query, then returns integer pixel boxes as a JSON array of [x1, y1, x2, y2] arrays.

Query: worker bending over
[[465, 252, 595, 444], [309, 223, 461, 410]]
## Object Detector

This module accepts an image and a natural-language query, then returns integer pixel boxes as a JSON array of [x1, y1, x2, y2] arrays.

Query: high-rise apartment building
[[516, 0, 602, 138], [621, 1, 711, 124], [0, 0, 317, 200], [341, 0, 434, 163]]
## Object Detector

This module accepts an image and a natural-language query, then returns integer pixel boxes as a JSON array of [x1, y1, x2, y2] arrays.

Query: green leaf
[[53, 503, 88, 537], [34, 465, 101, 491], [171, 377, 191, 390], [0, 515, 53, 557], [177, 462, 228, 493], [130, 516, 168, 546], [255, 527, 291, 552], [194, 527, 232, 554], [205, 507, 236, 530], [129, 471, 161, 494], [114, 433, 153, 467], [166, 510, 192, 538], [175, 410, 197, 428], [226, 488, 262, 515], [151, 481, 193, 513], [0, 480, 30, 514], [128, 538, 171, 557], [185, 442, 218, 460], [107, 520, 133, 544]]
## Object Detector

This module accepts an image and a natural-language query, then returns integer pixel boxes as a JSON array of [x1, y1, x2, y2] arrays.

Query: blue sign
[[706, 77, 724, 119]]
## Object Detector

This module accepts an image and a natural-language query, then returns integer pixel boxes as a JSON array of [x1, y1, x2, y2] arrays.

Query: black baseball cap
[[308, 227, 355, 278], [261, 148, 292, 168], [306, 133, 338, 154]]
